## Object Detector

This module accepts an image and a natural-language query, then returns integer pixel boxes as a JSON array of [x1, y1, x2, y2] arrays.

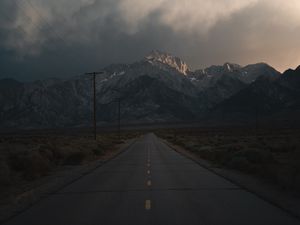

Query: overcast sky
[[0, 0, 300, 81]]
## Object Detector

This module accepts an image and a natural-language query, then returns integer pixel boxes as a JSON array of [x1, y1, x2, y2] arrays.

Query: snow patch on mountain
[[189, 62, 279, 86], [145, 50, 190, 75]]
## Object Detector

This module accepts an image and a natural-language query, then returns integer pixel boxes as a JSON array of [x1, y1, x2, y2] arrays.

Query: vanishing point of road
[[3, 133, 299, 225]]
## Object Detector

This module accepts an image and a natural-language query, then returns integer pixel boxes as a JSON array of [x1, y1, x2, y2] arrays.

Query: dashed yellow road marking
[[147, 170, 150, 175], [145, 200, 151, 210], [147, 180, 152, 186]]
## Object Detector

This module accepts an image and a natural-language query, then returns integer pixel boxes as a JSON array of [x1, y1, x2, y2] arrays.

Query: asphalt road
[[4, 133, 299, 225]]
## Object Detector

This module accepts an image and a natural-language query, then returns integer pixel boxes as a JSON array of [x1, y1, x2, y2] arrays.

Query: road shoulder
[[160, 137, 300, 219], [0, 137, 137, 224]]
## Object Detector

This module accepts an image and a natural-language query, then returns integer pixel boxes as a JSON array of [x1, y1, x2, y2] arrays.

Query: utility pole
[[255, 101, 259, 137], [255, 105, 258, 132], [118, 97, 121, 140], [85, 71, 104, 140], [111, 88, 123, 140]]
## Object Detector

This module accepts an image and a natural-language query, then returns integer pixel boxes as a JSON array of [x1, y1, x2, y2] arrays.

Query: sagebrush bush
[[63, 151, 87, 165], [226, 156, 257, 173], [9, 150, 51, 180], [233, 148, 274, 164], [197, 146, 214, 159], [0, 132, 137, 189], [0, 159, 11, 186], [38, 145, 55, 161], [93, 147, 104, 156]]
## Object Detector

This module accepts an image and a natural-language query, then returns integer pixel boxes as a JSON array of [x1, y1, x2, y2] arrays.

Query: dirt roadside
[[0, 137, 138, 224], [160, 137, 300, 219]]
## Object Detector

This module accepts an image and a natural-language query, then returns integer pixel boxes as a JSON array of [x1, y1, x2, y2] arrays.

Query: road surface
[[3, 133, 299, 225]]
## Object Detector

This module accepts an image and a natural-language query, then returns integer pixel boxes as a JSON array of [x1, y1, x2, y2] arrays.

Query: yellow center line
[[145, 200, 151, 210], [147, 170, 150, 175], [147, 180, 152, 186]]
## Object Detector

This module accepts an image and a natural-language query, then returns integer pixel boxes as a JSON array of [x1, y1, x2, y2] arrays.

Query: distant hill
[[211, 67, 300, 121], [1, 50, 293, 129]]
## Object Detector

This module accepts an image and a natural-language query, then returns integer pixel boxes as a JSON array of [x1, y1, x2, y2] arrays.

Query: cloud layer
[[0, 0, 300, 80]]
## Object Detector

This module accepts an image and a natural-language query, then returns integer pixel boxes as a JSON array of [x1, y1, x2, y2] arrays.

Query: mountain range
[[0, 50, 299, 128]]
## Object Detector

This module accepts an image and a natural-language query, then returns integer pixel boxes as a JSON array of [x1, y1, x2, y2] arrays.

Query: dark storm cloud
[[0, 0, 299, 81]]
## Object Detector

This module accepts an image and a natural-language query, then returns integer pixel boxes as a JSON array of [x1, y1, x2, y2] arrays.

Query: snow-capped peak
[[223, 62, 241, 72], [226, 63, 232, 71], [145, 50, 190, 75]]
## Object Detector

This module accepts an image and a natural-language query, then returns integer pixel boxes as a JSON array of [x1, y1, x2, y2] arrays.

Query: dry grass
[[157, 127, 300, 192], [0, 131, 140, 197]]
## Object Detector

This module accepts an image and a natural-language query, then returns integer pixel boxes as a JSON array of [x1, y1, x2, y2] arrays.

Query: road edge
[[158, 136, 300, 221], [0, 136, 139, 225]]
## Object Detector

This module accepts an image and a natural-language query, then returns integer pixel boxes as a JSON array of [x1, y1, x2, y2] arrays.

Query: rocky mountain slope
[[0, 51, 292, 128], [211, 66, 300, 120], [188, 62, 280, 89]]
